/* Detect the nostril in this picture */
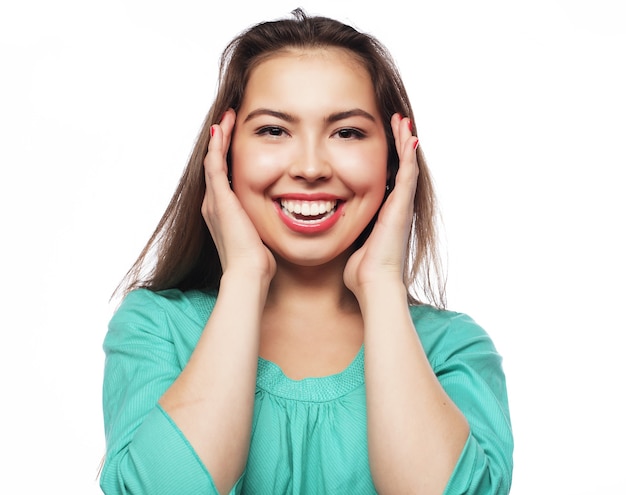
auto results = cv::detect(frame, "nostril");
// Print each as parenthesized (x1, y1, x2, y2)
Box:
(289, 149, 332, 181)
(292, 163, 332, 182)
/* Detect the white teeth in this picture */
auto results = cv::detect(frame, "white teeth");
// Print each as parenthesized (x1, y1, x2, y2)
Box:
(280, 199, 337, 217)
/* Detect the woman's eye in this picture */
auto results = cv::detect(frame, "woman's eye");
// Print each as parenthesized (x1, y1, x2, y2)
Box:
(257, 126, 286, 137)
(335, 128, 365, 139)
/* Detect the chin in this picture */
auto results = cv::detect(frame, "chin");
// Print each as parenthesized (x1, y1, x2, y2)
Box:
(272, 247, 352, 269)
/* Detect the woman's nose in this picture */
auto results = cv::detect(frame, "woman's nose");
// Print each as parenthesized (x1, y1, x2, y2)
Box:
(288, 140, 332, 182)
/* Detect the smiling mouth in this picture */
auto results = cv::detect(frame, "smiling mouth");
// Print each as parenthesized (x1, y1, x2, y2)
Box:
(279, 199, 339, 222)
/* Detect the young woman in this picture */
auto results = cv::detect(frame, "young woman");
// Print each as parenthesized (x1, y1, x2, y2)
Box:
(100, 10, 513, 495)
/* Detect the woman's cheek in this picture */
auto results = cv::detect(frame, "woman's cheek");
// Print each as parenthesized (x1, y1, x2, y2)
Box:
(335, 148, 387, 191)
(232, 145, 287, 187)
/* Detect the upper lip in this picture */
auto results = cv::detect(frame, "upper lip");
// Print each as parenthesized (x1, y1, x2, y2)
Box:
(273, 193, 344, 201)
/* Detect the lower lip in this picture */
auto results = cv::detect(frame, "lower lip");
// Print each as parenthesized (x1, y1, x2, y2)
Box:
(275, 201, 344, 234)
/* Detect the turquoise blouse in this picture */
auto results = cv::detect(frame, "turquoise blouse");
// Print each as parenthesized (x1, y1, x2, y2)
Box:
(101, 289, 513, 494)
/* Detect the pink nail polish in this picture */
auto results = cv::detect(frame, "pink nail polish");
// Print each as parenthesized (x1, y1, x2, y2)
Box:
(210, 126, 215, 137)
(413, 138, 419, 150)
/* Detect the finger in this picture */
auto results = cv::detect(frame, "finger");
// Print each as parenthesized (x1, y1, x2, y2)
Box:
(390, 114, 419, 190)
(390, 113, 417, 164)
(217, 108, 236, 153)
(205, 109, 236, 186)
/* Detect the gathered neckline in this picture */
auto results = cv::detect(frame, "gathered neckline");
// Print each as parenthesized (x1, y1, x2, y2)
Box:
(256, 346, 365, 402)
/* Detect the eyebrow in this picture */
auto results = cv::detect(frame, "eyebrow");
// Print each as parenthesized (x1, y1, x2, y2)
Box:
(243, 108, 377, 124)
(243, 108, 297, 123)
(327, 109, 377, 123)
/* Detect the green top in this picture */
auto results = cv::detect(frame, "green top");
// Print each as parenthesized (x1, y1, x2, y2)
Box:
(101, 289, 513, 494)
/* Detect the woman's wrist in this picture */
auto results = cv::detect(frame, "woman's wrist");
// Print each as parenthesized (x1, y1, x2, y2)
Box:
(219, 268, 272, 304)
(351, 276, 408, 310)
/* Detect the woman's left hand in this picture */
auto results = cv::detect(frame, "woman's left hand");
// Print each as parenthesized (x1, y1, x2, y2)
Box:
(344, 113, 419, 299)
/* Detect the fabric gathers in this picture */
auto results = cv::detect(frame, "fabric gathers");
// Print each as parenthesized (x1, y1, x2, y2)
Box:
(100, 289, 513, 494)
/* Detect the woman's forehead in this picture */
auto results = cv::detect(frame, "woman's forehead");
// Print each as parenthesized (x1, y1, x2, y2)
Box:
(242, 48, 375, 109)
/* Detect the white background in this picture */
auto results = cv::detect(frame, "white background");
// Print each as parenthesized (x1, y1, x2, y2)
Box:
(1, 0, 624, 493)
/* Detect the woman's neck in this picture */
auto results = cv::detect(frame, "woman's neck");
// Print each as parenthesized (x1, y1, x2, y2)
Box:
(265, 254, 359, 314)
(259, 254, 364, 379)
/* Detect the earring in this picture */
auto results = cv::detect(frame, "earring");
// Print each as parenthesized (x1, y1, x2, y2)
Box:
(385, 184, 390, 191)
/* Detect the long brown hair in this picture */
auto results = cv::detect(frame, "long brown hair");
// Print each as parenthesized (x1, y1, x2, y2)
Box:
(116, 9, 446, 308)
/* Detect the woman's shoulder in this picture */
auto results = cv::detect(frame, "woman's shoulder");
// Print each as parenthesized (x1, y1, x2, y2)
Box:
(107, 288, 218, 340)
(409, 304, 498, 363)
(114, 287, 217, 313)
(409, 304, 485, 333)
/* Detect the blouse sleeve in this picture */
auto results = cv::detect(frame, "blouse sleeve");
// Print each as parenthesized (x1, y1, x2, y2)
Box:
(418, 310, 514, 494)
(100, 290, 230, 495)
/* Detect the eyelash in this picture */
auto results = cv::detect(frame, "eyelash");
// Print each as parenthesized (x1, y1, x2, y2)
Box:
(334, 128, 365, 140)
(255, 126, 366, 139)
(256, 126, 287, 137)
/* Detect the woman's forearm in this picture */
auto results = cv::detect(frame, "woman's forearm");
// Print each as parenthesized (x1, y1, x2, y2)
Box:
(360, 281, 469, 495)
(159, 271, 269, 494)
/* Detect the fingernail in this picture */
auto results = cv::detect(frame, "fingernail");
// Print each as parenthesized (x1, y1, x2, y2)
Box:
(413, 138, 419, 150)
(210, 125, 215, 137)
(407, 119, 412, 131)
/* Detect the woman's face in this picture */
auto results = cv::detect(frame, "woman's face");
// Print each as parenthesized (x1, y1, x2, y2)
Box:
(230, 47, 388, 267)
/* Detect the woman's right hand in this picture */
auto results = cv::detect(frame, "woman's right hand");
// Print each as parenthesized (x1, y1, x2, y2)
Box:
(202, 109, 276, 283)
